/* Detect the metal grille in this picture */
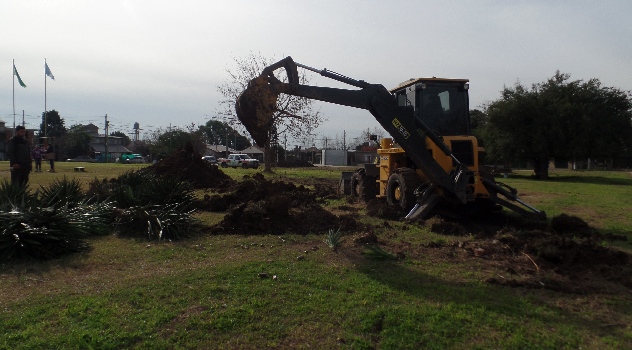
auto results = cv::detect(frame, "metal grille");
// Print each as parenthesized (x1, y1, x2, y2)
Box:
(450, 140, 474, 166)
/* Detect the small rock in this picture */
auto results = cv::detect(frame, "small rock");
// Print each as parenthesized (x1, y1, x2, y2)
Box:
(474, 248, 486, 257)
(272, 275, 278, 280)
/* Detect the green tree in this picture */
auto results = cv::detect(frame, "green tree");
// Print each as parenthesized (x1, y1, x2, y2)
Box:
(37, 110, 67, 139)
(145, 124, 206, 160)
(65, 125, 93, 159)
(481, 72, 632, 179)
(199, 119, 251, 150)
(217, 52, 324, 172)
(110, 131, 131, 147)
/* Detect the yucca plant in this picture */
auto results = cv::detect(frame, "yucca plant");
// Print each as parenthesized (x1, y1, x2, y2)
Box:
(38, 176, 85, 207)
(113, 202, 198, 241)
(0, 179, 35, 211)
(325, 227, 344, 251)
(109, 171, 198, 241)
(0, 199, 113, 260)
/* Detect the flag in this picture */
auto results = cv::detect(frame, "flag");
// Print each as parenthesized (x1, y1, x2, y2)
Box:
(13, 64, 27, 88)
(45, 62, 55, 80)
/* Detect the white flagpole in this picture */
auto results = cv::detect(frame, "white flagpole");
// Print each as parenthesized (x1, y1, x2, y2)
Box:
(45, 58, 47, 138)
(12, 59, 15, 135)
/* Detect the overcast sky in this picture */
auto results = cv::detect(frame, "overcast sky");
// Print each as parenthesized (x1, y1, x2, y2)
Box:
(1, 0, 630, 147)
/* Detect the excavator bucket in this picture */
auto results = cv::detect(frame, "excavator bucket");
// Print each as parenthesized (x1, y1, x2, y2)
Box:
(235, 57, 300, 146)
(235, 76, 279, 146)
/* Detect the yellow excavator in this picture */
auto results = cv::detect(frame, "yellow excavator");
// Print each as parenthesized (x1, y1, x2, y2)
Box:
(235, 56, 545, 220)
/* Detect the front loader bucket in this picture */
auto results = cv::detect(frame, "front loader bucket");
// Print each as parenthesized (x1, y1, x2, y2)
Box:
(235, 76, 279, 147)
(235, 57, 300, 147)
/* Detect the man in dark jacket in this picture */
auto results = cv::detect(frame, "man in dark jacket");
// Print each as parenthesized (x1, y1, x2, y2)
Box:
(7, 125, 32, 187)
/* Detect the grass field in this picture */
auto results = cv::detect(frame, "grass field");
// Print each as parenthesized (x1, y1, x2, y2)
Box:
(1, 162, 631, 349)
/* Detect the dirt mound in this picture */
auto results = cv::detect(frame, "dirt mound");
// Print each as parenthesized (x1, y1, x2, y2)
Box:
(404, 212, 632, 292)
(208, 173, 360, 234)
(365, 200, 403, 220)
(147, 142, 235, 189)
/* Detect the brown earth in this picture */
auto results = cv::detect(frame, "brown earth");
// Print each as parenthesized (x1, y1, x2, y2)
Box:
(157, 150, 631, 293)
(146, 142, 235, 189)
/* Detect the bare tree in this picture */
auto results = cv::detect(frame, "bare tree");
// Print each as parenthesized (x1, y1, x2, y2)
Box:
(217, 52, 325, 172)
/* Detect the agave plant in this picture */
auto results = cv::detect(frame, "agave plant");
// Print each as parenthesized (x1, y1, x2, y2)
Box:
(0, 199, 113, 261)
(113, 202, 198, 241)
(38, 176, 85, 207)
(109, 171, 198, 240)
(0, 179, 35, 211)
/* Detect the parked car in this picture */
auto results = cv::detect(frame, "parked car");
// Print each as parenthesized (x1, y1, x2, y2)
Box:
(66, 156, 96, 163)
(202, 155, 218, 165)
(120, 153, 145, 163)
(218, 154, 260, 169)
(125, 155, 146, 164)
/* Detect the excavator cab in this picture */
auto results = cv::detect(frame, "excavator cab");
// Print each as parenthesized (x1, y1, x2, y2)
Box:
(391, 78, 470, 137)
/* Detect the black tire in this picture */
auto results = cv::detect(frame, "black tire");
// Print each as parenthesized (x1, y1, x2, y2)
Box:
(350, 169, 377, 201)
(386, 168, 422, 211)
(221, 163, 228, 168)
(242, 163, 248, 169)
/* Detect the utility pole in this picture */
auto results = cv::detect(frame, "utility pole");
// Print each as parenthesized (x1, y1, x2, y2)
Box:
(104, 114, 109, 163)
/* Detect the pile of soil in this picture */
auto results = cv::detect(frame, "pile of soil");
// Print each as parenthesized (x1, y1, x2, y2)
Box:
(416, 214, 632, 293)
(206, 173, 360, 234)
(147, 142, 234, 189)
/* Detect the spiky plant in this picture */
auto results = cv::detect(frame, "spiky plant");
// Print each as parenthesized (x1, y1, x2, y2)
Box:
(109, 172, 198, 240)
(113, 202, 198, 241)
(0, 199, 113, 260)
(0, 179, 35, 211)
(324, 227, 344, 251)
(38, 176, 85, 207)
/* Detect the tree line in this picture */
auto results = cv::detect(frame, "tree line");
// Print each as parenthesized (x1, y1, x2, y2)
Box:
(472, 72, 632, 179)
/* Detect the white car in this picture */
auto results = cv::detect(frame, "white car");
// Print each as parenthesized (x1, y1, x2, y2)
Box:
(202, 155, 218, 165)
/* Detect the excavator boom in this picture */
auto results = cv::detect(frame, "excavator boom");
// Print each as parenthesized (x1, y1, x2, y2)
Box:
(235, 56, 545, 220)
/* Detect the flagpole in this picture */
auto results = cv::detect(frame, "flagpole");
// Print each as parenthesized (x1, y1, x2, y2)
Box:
(12, 59, 15, 136)
(45, 58, 47, 138)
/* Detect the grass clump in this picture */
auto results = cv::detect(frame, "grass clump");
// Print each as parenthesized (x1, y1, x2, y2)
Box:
(324, 227, 344, 251)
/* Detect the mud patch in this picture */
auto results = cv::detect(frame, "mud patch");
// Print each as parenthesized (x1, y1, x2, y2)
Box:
(208, 173, 361, 234)
(147, 142, 234, 189)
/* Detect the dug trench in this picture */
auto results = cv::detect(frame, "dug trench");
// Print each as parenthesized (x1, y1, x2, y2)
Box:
(167, 148, 632, 294)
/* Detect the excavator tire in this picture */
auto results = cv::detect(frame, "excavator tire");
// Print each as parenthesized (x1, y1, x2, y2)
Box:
(350, 169, 377, 201)
(386, 168, 422, 211)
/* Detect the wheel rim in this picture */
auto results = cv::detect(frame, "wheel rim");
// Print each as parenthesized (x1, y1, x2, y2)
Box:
(393, 184, 402, 202)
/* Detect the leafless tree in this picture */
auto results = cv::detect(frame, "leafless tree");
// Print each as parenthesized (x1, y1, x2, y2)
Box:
(217, 52, 325, 172)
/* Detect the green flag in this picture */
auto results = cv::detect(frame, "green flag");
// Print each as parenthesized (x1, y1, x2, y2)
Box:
(13, 64, 26, 88)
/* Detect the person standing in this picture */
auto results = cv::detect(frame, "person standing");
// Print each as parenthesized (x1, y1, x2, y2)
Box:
(31, 144, 43, 173)
(7, 126, 32, 187)
(45, 143, 56, 172)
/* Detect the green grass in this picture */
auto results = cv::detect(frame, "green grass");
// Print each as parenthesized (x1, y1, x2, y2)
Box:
(499, 169, 632, 236)
(1, 165, 632, 349)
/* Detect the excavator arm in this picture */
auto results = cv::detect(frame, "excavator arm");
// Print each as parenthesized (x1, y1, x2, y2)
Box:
(236, 56, 545, 220)
(237, 57, 469, 205)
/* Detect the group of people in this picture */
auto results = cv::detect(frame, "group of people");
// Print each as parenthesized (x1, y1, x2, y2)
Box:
(7, 125, 55, 187)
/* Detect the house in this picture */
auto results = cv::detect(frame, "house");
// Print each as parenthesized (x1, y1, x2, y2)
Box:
(81, 124, 131, 162)
(205, 144, 237, 158)
(240, 145, 265, 161)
